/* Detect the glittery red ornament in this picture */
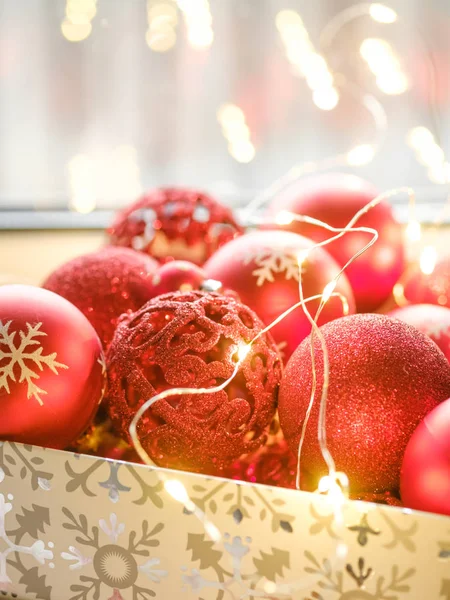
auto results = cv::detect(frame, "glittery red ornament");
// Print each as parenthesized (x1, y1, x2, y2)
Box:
(0, 285, 105, 449)
(227, 434, 298, 489)
(204, 230, 355, 360)
(267, 173, 405, 312)
(401, 256, 450, 308)
(107, 188, 243, 265)
(149, 261, 206, 297)
(106, 291, 282, 473)
(401, 398, 450, 516)
(389, 304, 450, 363)
(43, 247, 158, 348)
(278, 314, 450, 494)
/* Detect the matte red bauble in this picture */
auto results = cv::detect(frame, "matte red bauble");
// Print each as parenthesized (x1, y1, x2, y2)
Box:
(278, 314, 450, 494)
(43, 247, 158, 348)
(106, 291, 282, 473)
(204, 230, 355, 360)
(389, 304, 450, 363)
(107, 188, 243, 265)
(401, 398, 450, 516)
(0, 285, 105, 449)
(401, 256, 450, 308)
(267, 173, 405, 312)
(149, 260, 206, 297)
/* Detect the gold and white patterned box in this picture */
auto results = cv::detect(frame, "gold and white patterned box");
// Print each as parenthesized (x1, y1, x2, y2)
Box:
(0, 441, 449, 600)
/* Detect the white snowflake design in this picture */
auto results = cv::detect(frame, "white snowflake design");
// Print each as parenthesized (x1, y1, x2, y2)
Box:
(243, 247, 302, 286)
(426, 321, 450, 341)
(0, 493, 54, 587)
(0, 320, 68, 406)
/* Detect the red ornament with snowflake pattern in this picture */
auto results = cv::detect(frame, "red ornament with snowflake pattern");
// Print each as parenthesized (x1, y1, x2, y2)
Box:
(204, 230, 355, 360)
(107, 188, 243, 265)
(0, 285, 105, 449)
(106, 291, 282, 474)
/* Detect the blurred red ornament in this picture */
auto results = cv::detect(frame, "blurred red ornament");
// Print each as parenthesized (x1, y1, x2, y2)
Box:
(0, 285, 105, 449)
(106, 291, 282, 474)
(227, 434, 297, 489)
(401, 256, 450, 308)
(401, 398, 450, 516)
(107, 188, 243, 265)
(278, 314, 450, 494)
(267, 173, 405, 312)
(204, 230, 355, 360)
(43, 247, 158, 348)
(149, 260, 206, 297)
(389, 304, 450, 363)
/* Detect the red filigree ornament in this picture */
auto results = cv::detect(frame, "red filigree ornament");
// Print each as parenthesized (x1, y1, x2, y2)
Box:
(106, 291, 282, 473)
(400, 398, 450, 516)
(149, 260, 206, 297)
(267, 173, 405, 312)
(278, 314, 450, 494)
(389, 303, 450, 363)
(107, 188, 243, 265)
(204, 230, 355, 360)
(401, 256, 450, 308)
(0, 285, 105, 449)
(43, 247, 158, 349)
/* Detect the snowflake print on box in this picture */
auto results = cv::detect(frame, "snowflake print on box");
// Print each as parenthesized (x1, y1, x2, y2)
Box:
(0, 320, 68, 405)
(61, 509, 167, 599)
(0, 285, 106, 449)
(204, 230, 355, 359)
(0, 493, 54, 594)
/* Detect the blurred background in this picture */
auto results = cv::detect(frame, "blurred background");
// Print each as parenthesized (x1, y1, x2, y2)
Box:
(0, 0, 449, 226)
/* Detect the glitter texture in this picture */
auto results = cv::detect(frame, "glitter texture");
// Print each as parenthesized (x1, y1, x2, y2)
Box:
(106, 291, 282, 474)
(107, 188, 243, 265)
(278, 313, 450, 494)
(43, 247, 158, 348)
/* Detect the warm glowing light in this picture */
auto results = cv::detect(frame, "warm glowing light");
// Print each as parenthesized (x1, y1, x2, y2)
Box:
(360, 38, 408, 95)
(420, 245, 437, 275)
(178, 0, 213, 50)
(204, 521, 221, 542)
(427, 162, 450, 185)
(277, 9, 337, 109)
(228, 141, 256, 163)
(297, 250, 309, 266)
(148, 3, 178, 22)
(376, 72, 408, 95)
(369, 3, 397, 24)
(70, 193, 96, 214)
(237, 344, 251, 362)
(217, 104, 245, 124)
(275, 210, 295, 226)
(347, 144, 375, 166)
(264, 582, 277, 595)
(164, 480, 189, 504)
(219, 104, 255, 163)
(322, 280, 337, 303)
(146, 27, 177, 51)
(312, 87, 339, 111)
(405, 220, 422, 242)
(61, 19, 92, 42)
(418, 144, 445, 166)
(407, 126, 434, 149)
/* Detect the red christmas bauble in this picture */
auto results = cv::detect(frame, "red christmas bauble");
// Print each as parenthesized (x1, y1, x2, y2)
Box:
(401, 398, 450, 515)
(389, 304, 450, 363)
(0, 285, 105, 449)
(149, 260, 206, 297)
(226, 435, 297, 489)
(107, 188, 243, 265)
(204, 230, 355, 360)
(43, 247, 158, 348)
(106, 291, 282, 474)
(278, 314, 450, 494)
(401, 256, 450, 308)
(267, 173, 405, 312)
